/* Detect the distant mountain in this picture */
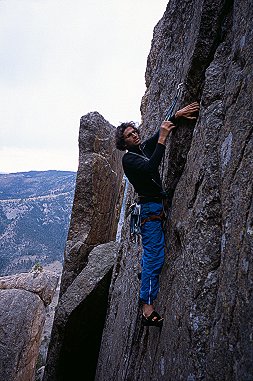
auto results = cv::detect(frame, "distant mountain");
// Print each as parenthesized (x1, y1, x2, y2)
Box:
(0, 170, 76, 275)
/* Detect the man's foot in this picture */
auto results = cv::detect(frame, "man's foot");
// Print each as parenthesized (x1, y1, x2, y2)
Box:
(142, 311, 164, 327)
(143, 303, 154, 317)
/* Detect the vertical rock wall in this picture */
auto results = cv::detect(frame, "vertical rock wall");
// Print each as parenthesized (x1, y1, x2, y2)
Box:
(96, 1, 253, 380)
(60, 112, 123, 295)
(43, 113, 123, 380)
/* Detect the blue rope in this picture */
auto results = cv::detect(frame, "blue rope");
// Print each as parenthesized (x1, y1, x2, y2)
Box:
(161, 83, 183, 187)
(164, 82, 183, 120)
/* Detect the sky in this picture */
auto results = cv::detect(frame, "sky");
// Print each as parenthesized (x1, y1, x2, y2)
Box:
(0, 0, 168, 173)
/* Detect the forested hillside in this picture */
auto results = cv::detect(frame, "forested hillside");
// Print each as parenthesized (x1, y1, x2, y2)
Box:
(0, 171, 76, 275)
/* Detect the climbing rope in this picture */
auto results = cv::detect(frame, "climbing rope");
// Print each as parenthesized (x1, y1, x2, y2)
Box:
(161, 82, 183, 186)
(164, 83, 183, 120)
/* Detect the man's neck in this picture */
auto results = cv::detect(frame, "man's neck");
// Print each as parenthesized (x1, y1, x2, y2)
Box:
(127, 144, 141, 153)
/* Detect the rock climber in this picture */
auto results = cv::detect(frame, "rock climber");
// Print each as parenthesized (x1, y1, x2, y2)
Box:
(115, 101, 199, 326)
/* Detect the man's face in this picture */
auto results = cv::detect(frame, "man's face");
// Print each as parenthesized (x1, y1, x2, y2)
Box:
(123, 126, 141, 149)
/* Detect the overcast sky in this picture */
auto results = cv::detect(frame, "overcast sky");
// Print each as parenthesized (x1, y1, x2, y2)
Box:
(0, 0, 168, 173)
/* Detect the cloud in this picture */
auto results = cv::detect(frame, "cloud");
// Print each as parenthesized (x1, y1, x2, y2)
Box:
(0, 0, 168, 172)
(0, 146, 78, 173)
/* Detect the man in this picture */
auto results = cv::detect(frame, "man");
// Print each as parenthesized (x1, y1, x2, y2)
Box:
(115, 102, 199, 326)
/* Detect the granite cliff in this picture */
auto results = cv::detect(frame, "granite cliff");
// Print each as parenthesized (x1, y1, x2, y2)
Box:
(43, 113, 123, 381)
(39, 0, 253, 380)
(96, 0, 253, 380)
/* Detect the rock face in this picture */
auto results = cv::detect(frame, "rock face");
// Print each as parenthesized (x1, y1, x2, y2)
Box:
(96, 1, 253, 380)
(0, 270, 58, 381)
(60, 112, 123, 294)
(0, 269, 59, 306)
(43, 112, 123, 381)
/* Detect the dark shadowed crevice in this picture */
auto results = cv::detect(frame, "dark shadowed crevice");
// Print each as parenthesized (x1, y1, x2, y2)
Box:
(185, 0, 234, 102)
(165, 0, 234, 204)
(58, 269, 113, 381)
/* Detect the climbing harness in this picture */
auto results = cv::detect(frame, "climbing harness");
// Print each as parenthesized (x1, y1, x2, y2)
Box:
(129, 201, 166, 243)
(141, 210, 165, 226)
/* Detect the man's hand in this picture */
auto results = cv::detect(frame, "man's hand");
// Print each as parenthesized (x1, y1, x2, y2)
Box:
(158, 120, 176, 145)
(175, 102, 199, 120)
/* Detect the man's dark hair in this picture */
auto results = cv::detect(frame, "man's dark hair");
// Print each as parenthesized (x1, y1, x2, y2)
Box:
(115, 121, 140, 151)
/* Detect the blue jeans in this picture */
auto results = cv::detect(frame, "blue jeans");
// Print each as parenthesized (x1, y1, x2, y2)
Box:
(139, 202, 165, 304)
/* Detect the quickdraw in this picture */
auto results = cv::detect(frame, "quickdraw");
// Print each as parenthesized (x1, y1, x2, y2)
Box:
(129, 202, 141, 242)
(129, 203, 166, 243)
(164, 83, 183, 121)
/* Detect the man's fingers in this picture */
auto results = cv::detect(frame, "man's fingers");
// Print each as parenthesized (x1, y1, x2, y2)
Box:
(184, 103, 199, 115)
(162, 121, 176, 127)
(186, 102, 199, 109)
(175, 101, 200, 120)
(186, 104, 199, 111)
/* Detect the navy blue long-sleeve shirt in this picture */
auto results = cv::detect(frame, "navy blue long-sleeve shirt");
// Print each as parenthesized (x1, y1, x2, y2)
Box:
(122, 130, 165, 197)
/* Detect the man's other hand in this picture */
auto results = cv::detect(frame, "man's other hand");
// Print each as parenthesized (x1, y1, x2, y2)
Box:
(175, 102, 200, 120)
(158, 121, 176, 145)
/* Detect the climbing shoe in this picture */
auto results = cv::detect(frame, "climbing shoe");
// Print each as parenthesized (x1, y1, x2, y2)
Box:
(142, 311, 164, 327)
